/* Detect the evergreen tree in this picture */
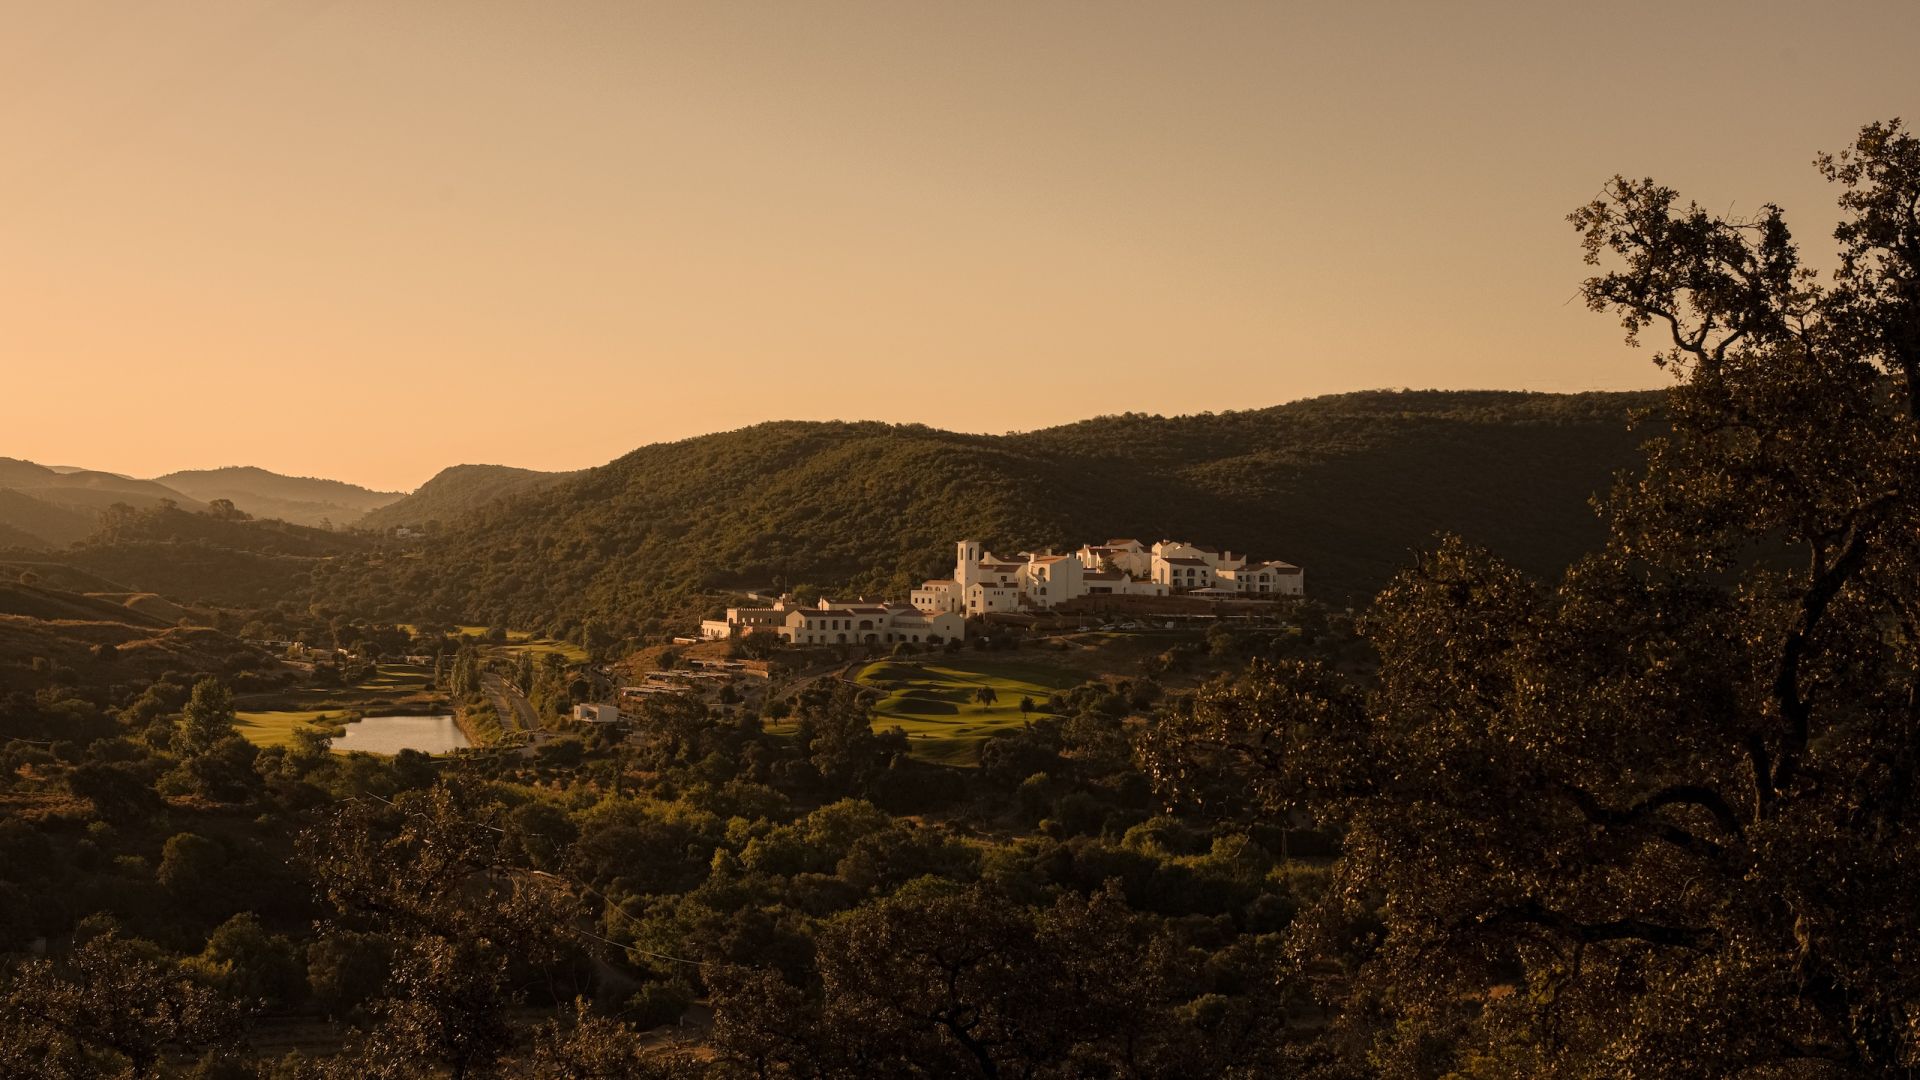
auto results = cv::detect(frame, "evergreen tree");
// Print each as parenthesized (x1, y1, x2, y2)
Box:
(178, 676, 236, 756)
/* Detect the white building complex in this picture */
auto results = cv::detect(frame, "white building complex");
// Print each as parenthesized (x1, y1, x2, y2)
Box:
(912, 538, 1302, 616)
(699, 538, 1301, 643)
(701, 597, 966, 646)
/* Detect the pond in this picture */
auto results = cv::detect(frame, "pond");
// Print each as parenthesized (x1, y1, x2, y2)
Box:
(333, 714, 469, 756)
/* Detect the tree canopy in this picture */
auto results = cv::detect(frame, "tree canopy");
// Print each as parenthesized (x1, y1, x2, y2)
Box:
(1148, 118, 1920, 1077)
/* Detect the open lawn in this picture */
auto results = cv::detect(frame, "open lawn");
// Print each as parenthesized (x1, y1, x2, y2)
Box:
(234, 709, 345, 749)
(855, 656, 1086, 766)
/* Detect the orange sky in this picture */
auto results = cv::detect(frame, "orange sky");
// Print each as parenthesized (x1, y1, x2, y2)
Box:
(3, 1, 1915, 491)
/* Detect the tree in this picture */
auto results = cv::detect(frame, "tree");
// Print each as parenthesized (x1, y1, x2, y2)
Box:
(194, 913, 305, 1010)
(158, 832, 228, 905)
(297, 780, 586, 1080)
(0, 929, 239, 1077)
(1145, 119, 1920, 1077)
(530, 998, 686, 1078)
(709, 881, 1205, 1077)
(799, 683, 902, 795)
(178, 677, 236, 756)
(65, 761, 162, 824)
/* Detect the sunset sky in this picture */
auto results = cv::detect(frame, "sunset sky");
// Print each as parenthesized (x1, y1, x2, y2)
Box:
(4, 1, 1916, 491)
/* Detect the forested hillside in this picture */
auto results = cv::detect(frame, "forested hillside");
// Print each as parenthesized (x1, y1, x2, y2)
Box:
(57, 503, 375, 609)
(312, 389, 1663, 634)
(357, 464, 571, 530)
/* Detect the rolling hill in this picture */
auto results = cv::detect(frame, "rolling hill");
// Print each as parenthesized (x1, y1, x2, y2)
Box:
(0, 459, 209, 549)
(155, 466, 403, 528)
(0, 489, 97, 549)
(0, 580, 267, 698)
(357, 464, 572, 530)
(0, 458, 203, 514)
(309, 389, 1666, 635)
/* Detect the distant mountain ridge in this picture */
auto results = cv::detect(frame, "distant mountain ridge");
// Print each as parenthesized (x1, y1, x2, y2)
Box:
(0, 458, 206, 550)
(0, 457, 204, 513)
(155, 465, 403, 528)
(308, 389, 1667, 635)
(0, 460, 415, 547)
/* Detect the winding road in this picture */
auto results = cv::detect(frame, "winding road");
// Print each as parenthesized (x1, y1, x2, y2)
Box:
(482, 673, 540, 735)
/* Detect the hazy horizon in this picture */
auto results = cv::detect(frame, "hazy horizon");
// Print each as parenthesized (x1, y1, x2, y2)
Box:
(5, 1, 1915, 489)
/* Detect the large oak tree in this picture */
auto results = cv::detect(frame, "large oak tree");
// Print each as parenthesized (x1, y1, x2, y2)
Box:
(1147, 120, 1920, 1078)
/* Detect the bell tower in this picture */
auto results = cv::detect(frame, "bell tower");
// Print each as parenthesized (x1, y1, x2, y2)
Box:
(956, 540, 982, 587)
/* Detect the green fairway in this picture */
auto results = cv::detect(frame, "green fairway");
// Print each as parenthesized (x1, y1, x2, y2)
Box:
(488, 638, 589, 664)
(855, 657, 1085, 766)
(455, 624, 533, 642)
(234, 664, 444, 748)
(234, 709, 344, 749)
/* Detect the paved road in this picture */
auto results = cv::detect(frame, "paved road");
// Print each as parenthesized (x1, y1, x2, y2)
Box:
(482, 673, 540, 735)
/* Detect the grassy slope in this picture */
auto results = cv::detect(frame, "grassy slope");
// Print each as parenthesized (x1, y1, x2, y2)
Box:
(0, 582, 264, 694)
(233, 710, 343, 749)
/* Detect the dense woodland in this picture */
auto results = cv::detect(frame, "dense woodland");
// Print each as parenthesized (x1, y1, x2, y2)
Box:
(358, 465, 574, 532)
(1, 119, 1917, 1077)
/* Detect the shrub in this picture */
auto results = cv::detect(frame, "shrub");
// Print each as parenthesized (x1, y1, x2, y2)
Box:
(627, 979, 694, 1030)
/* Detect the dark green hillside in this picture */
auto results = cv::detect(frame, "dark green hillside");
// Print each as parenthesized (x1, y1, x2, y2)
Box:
(1008, 390, 1663, 609)
(50, 503, 374, 608)
(358, 464, 571, 530)
(311, 389, 1662, 635)
(155, 465, 402, 528)
(86, 502, 367, 557)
